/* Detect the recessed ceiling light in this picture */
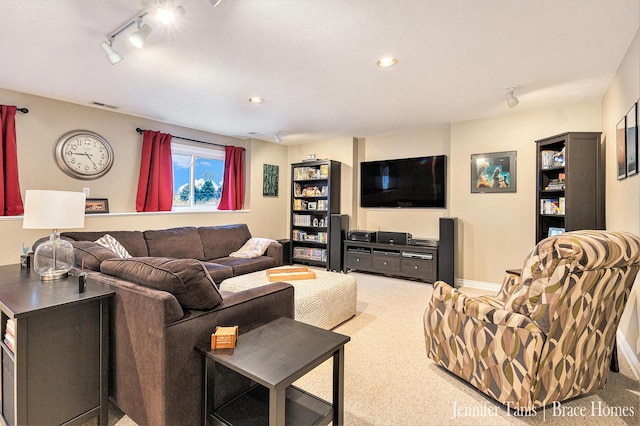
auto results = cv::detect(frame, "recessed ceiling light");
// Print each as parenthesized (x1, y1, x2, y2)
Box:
(248, 97, 264, 104)
(376, 57, 398, 67)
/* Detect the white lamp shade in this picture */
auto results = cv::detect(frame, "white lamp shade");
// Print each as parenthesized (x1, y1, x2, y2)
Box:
(23, 190, 86, 230)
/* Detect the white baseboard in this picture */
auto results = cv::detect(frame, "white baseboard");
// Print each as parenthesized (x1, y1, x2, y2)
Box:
(616, 330, 640, 380)
(457, 278, 501, 292)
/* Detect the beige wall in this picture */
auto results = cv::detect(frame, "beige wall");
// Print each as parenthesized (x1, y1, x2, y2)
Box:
(450, 101, 602, 283)
(602, 29, 640, 363)
(0, 88, 289, 265)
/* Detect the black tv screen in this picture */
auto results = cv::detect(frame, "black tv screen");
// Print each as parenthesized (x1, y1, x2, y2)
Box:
(360, 155, 446, 208)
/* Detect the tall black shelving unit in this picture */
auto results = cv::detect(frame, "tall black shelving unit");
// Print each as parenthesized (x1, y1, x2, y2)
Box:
(290, 160, 341, 269)
(535, 132, 605, 243)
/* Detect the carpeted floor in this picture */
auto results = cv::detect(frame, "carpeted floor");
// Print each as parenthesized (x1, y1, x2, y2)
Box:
(109, 270, 640, 425)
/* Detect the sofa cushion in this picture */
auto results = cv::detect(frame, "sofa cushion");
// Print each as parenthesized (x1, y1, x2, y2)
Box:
(62, 231, 149, 257)
(229, 237, 277, 259)
(95, 234, 132, 258)
(144, 227, 205, 260)
(100, 257, 222, 310)
(198, 224, 252, 260)
(214, 256, 278, 276)
(201, 262, 234, 285)
(71, 240, 120, 271)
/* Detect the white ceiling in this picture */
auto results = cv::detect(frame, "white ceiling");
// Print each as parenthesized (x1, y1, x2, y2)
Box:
(1, 0, 638, 145)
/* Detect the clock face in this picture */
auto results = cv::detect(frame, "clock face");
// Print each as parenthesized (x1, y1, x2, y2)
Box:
(55, 130, 114, 180)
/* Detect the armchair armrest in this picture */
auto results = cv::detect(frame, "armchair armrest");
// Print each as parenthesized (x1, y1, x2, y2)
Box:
(496, 272, 521, 300)
(431, 280, 538, 331)
(425, 280, 546, 411)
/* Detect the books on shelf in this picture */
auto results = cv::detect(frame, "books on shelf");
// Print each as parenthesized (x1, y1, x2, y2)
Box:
(545, 178, 566, 190)
(4, 318, 15, 353)
(294, 184, 327, 197)
(293, 214, 311, 226)
(541, 198, 564, 215)
(293, 166, 328, 181)
(293, 247, 327, 262)
(541, 148, 566, 169)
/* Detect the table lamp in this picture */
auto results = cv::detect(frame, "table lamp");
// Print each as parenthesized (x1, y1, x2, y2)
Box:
(23, 190, 86, 280)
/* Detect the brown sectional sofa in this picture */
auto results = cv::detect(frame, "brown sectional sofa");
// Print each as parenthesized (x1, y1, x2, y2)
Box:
(45, 224, 294, 426)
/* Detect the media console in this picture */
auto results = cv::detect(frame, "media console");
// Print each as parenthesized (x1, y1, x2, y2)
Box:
(343, 240, 438, 283)
(342, 218, 457, 285)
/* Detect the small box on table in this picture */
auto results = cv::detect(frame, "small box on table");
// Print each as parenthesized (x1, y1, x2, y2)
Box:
(211, 326, 238, 349)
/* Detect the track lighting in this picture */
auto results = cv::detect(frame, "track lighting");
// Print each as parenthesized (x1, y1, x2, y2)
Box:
(505, 87, 519, 107)
(129, 19, 152, 49)
(99, 1, 186, 65)
(274, 131, 282, 144)
(99, 39, 123, 65)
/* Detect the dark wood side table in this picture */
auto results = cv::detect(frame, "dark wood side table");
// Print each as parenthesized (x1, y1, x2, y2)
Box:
(0, 264, 114, 425)
(196, 317, 350, 426)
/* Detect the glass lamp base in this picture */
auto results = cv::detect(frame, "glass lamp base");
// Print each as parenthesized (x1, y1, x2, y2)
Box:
(33, 232, 75, 281)
(38, 270, 70, 281)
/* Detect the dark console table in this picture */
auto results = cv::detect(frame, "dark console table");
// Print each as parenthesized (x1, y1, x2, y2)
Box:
(343, 240, 438, 283)
(0, 265, 114, 425)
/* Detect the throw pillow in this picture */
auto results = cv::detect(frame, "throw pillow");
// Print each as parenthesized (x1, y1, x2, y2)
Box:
(72, 240, 120, 271)
(229, 237, 276, 259)
(100, 257, 223, 310)
(95, 234, 132, 258)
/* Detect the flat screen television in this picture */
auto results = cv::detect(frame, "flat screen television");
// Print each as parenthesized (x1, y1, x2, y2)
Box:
(360, 155, 446, 208)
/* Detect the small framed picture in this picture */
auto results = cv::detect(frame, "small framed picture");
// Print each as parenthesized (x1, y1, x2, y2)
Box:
(617, 116, 627, 180)
(470, 151, 517, 193)
(263, 164, 279, 197)
(548, 227, 565, 237)
(85, 198, 109, 214)
(626, 102, 637, 177)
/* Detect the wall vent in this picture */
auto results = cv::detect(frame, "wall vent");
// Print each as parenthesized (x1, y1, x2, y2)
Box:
(90, 101, 118, 109)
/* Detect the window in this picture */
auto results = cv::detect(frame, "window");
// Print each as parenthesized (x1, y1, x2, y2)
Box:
(172, 142, 225, 209)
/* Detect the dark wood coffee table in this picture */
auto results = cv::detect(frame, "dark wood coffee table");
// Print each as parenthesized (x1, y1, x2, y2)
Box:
(196, 317, 350, 425)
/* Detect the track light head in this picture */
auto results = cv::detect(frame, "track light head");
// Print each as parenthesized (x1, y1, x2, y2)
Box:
(129, 21, 152, 48)
(99, 40, 123, 65)
(274, 131, 282, 144)
(505, 87, 519, 107)
(157, 1, 186, 24)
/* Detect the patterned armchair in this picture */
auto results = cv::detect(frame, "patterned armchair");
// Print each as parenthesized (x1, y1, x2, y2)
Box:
(424, 230, 640, 411)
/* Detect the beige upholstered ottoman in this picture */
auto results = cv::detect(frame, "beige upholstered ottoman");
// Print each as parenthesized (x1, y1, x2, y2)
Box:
(220, 267, 357, 329)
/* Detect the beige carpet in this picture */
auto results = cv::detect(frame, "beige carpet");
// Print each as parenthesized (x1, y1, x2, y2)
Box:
(109, 271, 640, 425)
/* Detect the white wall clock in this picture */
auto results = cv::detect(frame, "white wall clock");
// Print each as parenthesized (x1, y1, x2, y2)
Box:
(54, 130, 114, 180)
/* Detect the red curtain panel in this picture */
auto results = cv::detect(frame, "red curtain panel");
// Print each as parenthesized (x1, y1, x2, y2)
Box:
(136, 130, 173, 212)
(218, 146, 245, 210)
(0, 105, 24, 215)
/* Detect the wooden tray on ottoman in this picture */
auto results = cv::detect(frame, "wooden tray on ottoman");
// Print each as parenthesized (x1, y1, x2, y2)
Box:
(266, 267, 316, 282)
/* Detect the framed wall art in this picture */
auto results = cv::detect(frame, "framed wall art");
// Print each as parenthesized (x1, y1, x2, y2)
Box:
(471, 150, 516, 193)
(263, 164, 279, 196)
(85, 198, 109, 214)
(626, 102, 637, 177)
(617, 116, 627, 180)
